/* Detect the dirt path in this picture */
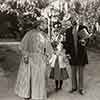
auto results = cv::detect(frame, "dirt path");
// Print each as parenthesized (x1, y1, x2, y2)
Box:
(0, 45, 100, 100)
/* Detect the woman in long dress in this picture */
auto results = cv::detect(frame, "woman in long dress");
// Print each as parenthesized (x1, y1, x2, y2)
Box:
(14, 23, 53, 100)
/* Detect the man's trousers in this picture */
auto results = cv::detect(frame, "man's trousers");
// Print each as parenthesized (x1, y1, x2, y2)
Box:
(71, 66, 84, 90)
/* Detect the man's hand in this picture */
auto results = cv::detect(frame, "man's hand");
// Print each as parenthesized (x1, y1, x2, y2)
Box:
(80, 39, 86, 46)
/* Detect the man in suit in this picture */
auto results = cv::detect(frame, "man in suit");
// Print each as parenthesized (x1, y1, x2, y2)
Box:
(62, 19, 89, 95)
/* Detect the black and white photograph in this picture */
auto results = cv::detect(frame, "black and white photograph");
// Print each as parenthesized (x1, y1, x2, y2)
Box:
(0, 0, 100, 100)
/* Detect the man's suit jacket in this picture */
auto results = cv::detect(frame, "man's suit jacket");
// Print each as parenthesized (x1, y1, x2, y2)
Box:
(62, 25, 88, 66)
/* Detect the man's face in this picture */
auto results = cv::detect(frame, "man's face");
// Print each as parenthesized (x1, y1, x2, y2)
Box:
(63, 33, 66, 41)
(79, 22, 83, 26)
(71, 20, 77, 26)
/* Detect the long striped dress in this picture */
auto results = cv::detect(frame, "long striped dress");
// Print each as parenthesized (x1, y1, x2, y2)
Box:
(14, 29, 53, 100)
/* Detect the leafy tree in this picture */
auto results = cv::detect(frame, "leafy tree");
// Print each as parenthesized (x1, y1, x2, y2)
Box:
(0, 0, 49, 40)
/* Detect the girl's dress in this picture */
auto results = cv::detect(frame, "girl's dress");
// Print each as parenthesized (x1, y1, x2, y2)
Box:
(49, 49, 69, 80)
(15, 29, 53, 100)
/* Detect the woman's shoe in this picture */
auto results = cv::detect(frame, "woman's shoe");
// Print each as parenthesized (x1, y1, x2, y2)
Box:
(24, 98, 29, 100)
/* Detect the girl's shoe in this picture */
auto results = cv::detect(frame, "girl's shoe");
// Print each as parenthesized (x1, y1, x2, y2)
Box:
(59, 80, 63, 90)
(55, 80, 59, 92)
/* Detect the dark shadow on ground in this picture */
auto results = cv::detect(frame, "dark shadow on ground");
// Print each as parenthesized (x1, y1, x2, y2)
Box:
(0, 45, 21, 78)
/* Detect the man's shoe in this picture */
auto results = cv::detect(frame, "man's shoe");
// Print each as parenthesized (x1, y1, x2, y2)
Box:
(79, 89, 85, 95)
(69, 88, 77, 93)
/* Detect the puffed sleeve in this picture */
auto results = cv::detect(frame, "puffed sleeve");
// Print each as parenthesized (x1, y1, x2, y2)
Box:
(19, 30, 32, 57)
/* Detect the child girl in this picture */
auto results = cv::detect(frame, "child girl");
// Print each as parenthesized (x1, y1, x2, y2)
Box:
(49, 40, 69, 91)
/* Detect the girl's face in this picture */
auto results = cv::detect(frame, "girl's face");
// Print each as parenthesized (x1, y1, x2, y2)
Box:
(57, 43, 63, 51)
(59, 35, 64, 42)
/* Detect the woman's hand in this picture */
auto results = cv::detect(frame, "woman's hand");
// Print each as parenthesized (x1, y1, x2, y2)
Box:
(24, 56, 29, 64)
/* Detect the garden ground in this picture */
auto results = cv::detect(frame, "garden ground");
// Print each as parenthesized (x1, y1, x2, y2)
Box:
(0, 44, 100, 100)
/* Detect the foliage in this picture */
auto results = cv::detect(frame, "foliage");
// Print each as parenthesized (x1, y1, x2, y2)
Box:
(0, 0, 49, 40)
(70, 0, 100, 48)
(0, 0, 100, 42)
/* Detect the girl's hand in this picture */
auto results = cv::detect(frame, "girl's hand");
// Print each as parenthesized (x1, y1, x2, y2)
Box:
(66, 54, 71, 59)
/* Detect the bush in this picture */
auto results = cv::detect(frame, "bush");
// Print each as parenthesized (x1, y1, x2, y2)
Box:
(0, 0, 49, 40)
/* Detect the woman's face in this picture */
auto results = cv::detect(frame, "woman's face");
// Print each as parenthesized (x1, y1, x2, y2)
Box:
(39, 21, 47, 31)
